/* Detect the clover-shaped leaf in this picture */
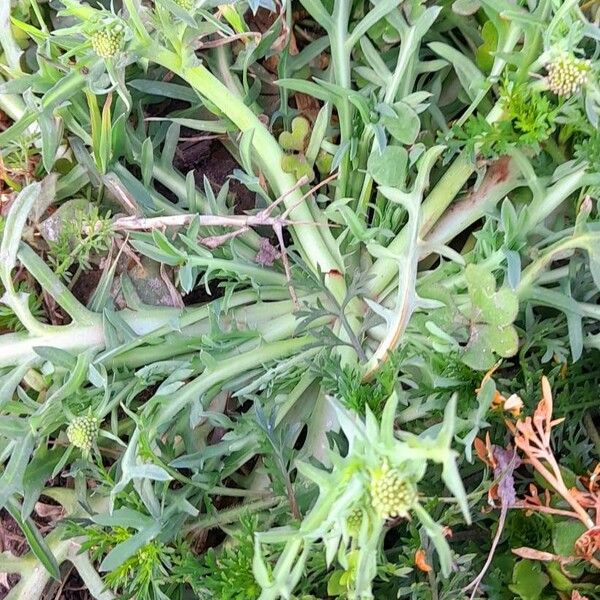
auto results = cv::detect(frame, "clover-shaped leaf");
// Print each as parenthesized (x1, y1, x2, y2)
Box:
(278, 116, 310, 152)
(367, 145, 407, 187)
(281, 154, 314, 182)
(462, 264, 519, 370)
(315, 148, 333, 175)
(475, 20, 498, 73)
(465, 264, 518, 326)
(382, 102, 420, 145)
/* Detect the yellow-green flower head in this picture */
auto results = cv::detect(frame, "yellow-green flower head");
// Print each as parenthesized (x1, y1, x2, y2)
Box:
(546, 53, 592, 97)
(90, 23, 125, 59)
(370, 462, 417, 519)
(67, 415, 99, 452)
(172, 0, 194, 9)
(346, 507, 363, 535)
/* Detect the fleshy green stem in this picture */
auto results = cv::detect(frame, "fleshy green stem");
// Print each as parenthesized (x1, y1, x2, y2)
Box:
(366, 102, 505, 296)
(149, 336, 314, 430)
(17, 243, 97, 325)
(148, 47, 345, 288)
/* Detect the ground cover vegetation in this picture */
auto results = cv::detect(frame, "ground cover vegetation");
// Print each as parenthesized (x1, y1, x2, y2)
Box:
(1, 0, 600, 598)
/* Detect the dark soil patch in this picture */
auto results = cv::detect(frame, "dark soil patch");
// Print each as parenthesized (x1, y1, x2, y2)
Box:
(174, 138, 256, 214)
(0, 511, 27, 597)
(42, 568, 93, 600)
(0, 510, 93, 600)
(70, 270, 102, 308)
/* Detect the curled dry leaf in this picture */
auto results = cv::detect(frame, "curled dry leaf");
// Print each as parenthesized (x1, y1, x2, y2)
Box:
(574, 526, 600, 562)
(414, 548, 432, 573)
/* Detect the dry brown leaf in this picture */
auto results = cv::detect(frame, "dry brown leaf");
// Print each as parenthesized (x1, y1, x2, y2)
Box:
(414, 548, 432, 572)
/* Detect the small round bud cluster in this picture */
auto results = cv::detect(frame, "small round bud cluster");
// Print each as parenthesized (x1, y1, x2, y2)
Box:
(546, 53, 592, 97)
(346, 507, 363, 534)
(90, 24, 125, 59)
(67, 416, 99, 452)
(172, 0, 194, 9)
(370, 462, 417, 519)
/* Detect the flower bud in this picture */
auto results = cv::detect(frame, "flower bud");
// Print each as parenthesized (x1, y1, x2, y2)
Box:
(370, 462, 417, 519)
(546, 53, 591, 97)
(90, 24, 125, 59)
(346, 507, 363, 535)
(172, 0, 194, 9)
(67, 415, 99, 452)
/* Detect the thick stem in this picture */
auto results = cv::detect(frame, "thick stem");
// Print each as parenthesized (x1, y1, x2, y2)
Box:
(149, 47, 345, 288)
(366, 103, 505, 297)
(18, 243, 97, 325)
(330, 0, 352, 200)
(424, 156, 521, 251)
(0, 291, 292, 368)
(150, 336, 314, 430)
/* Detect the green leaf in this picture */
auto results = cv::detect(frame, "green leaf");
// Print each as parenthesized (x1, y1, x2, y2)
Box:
(239, 128, 255, 175)
(413, 503, 452, 576)
(486, 324, 519, 357)
(478, 287, 518, 327)
(463, 264, 519, 368)
(0, 0, 23, 70)
(6, 497, 61, 581)
(148, 117, 231, 133)
(99, 523, 161, 572)
(276, 78, 340, 104)
(279, 116, 310, 152)
(509, 560, 549, 600)
(93, 507, 154, 529)
(462, 328, 496, 370)
(383, 102, 420, 145)
(41, 68, 87, 113)
(367, 145, 407, 187)
(22, 445, 64, 519)
(299, 0, 331, 30)
(0, 360, 36, 411)
(0, 182, 41, 291)
(128, 80, 199, 102)
(38, 111, 63, 173)
(453, 0, 481, 15)
(327, 570, 346, 596)
(0, 433, 35, 511)
(306, 104, 331, 165)
(428, 41, 486, 101)
(43, 349, 94, 406)
(546, 562, 573, 592)
(552, 520, 587, 557)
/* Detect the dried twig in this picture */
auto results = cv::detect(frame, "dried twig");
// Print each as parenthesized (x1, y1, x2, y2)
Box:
(466, 443, 520, 599)
(113, 173, 339, 306)
(198, 31, 262, 49)
(507, 377, 595, 528)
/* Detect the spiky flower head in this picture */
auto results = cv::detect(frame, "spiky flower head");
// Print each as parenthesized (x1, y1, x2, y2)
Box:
(370, 462, 417, 519)
(90, 22, 125, 59)
(546, 53, 592, 97)
(67, 415, 99, 452)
